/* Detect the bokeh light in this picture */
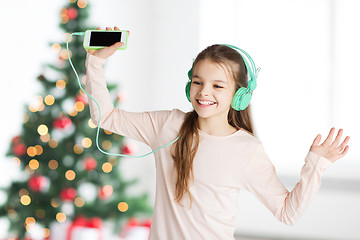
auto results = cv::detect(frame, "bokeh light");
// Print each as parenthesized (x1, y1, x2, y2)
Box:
(88, 119, 97, 128)
(82, 137, 92, 148)
(73, 144, 84, 154)
(44, 228, 50, 238)
(102, 162, 112, 173)
(102, 140, 112, 150)
(20, 195, 31, 205)
(74, 197, 85, 207)
(56, 80, 66, 90)
(37, 124, 48, 136)
(69, 109, 78, 117)
(65, 170, 76, 181)
(40, 133, 51, 143)
(51, 44, 61, 53)
(35, 145, 43, 155)
(44, 95, 55, 105)
(118, 202, 128, 212)
(56, 212, 66, 222)
(29, 159, 39, 170)
(77, 0, 87, 8)
(51, 199, 59, 208)
(19, 189, 29, 197)
(29, 96, 45, 112)
(104, 130, 112, 135)
(75, 101, 85, 112)
(27, 147, 37, 157)
(25, 217, 35, 226)
(49, 139, 58, 148)
(48, 160, 58, 170)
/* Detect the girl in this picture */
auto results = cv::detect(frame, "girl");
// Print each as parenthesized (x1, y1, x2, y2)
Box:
(85, 26, 350, 240)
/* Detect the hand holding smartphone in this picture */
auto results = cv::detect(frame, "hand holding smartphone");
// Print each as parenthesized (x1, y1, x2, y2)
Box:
(84, 26, 129, 59)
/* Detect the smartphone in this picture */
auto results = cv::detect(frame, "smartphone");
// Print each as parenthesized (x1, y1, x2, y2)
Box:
(83, 30, 129, 50)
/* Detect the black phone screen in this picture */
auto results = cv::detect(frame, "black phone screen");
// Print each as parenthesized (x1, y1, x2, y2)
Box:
(90, 32, 122, 46)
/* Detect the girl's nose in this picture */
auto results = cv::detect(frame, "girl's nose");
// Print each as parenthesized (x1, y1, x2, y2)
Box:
(199, 85, 210, 96)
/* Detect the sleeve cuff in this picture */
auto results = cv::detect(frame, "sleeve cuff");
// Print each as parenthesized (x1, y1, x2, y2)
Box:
(85, 53, 106, 68)
(306, 151, 333, 172)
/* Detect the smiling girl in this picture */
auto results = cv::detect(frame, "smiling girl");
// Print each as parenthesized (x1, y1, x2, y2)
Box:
(84, 26, 350, 240)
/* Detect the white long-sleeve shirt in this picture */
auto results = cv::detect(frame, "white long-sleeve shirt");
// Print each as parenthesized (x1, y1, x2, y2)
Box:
(84, 54, 333, 240)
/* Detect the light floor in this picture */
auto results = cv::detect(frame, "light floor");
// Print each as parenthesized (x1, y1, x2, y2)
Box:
(234, 234, 330, 240)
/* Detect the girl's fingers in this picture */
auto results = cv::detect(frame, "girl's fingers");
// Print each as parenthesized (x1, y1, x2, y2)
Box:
(96, 26, 121, 31)
(312, 134, 321, 147)
(343, 145, 350, 155)
(323, 127, 335, 145)
(331, 129, 343, 147)
(338, 136, 350, 151)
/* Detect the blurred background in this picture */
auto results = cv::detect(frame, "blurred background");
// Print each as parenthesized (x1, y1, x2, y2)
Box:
(0, 0, 359, 239)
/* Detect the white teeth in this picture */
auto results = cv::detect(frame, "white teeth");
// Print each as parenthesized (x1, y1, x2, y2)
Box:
(198, 100, 215, 105)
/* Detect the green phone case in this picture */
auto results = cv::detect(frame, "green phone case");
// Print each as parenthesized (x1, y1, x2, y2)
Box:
(83, 30, 129, 50)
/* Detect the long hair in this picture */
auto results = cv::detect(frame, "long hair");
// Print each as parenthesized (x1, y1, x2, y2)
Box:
(170, 44, 255, 207)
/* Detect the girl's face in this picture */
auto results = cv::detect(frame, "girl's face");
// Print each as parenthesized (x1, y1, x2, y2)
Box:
(190, 59, 236, 121)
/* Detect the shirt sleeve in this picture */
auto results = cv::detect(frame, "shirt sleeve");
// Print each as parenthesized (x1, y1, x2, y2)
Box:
(243, 143, 333, 225)
(84, 53, 173, 148)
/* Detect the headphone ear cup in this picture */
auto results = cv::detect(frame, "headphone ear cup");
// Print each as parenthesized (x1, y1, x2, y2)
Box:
(185, 81, 191, 102)
(188, 68, 193, 80)
(186, 66, 193, 102)
(231, 87, 252, 111)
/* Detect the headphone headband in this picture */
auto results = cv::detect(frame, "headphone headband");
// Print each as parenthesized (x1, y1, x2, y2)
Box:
(223, 44, 260, 90)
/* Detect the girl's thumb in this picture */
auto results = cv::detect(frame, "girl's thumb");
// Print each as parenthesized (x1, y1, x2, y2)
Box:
(96, 42, 124, 59)
(111, 42, 124, 49)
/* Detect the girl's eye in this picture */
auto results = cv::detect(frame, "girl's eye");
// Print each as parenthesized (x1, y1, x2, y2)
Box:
(192, 81, 223, 88)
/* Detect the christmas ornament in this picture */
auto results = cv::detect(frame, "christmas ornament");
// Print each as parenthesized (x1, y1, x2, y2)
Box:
(98, 185, 113, 200)
(121, 218, 151, 240)
(121, 143, 136, 155)
(28, 175, 48, 192)
(53, 116, 72, 129)
(60, 188, 77, 201)
(78, 183, 97, 203)
(61, 202, 74, 216)
(13, 142, 27, 156)
(67, 7, 78, 20)
(75, 94, 88, 105)
(83, 157, 97, 171)
(67, 215, 103, 240)
(12, 136, 21, 144)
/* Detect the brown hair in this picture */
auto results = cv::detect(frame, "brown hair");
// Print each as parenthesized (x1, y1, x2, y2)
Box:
(170, 44, 255, 207)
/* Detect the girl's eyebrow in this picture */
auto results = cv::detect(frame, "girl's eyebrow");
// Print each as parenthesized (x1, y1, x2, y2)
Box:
(192, 74, 227, 84)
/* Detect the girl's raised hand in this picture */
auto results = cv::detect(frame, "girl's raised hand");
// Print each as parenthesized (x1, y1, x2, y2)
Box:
(86, 26, 124, 59)
(310, 128, 350, 163)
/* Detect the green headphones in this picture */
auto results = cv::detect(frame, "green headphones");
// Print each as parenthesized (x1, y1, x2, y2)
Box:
(185, 44, 260, 111)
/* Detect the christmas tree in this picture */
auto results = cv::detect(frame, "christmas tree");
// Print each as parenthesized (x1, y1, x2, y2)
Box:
(0, 0, 152, 238)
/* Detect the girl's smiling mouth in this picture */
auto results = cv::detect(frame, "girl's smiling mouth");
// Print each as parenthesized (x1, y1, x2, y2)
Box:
(196, 99, 217, 106)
